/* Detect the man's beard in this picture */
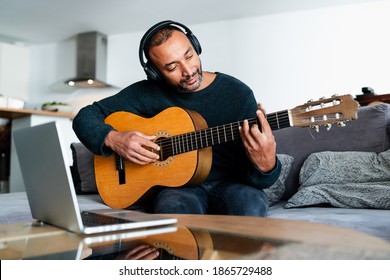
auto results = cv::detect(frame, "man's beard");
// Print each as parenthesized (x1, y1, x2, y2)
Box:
(177, 68, 203, 92)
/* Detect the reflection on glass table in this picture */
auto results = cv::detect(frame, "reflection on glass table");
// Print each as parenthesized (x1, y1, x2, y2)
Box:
(2, 215, 390, 260)
(85, 226, 282, 260)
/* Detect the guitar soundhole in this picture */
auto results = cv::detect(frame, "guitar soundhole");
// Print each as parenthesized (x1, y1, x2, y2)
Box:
(145, 132, 173, 168)
(153, 241, 175, 255)
(154, 130, 174, 162)
(144, 136, 174, 168)
(153, 156, 174, 168)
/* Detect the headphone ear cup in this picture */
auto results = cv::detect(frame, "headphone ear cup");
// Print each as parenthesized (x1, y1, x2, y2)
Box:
(188, 34, 202, 55)
(144, 61, 162, 81)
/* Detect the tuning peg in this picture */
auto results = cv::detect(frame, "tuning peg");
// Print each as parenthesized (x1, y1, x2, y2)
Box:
(311, 125, 320, 132)
(324, 123, 332, 131)
(333, 99, 341, 105)
(337, 121, 346, 127)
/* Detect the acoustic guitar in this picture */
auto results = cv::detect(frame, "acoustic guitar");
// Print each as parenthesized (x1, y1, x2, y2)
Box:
(94, 94, 359, 209)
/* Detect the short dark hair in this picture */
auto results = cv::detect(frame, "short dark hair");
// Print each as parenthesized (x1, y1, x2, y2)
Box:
(144, 26, 181, 59)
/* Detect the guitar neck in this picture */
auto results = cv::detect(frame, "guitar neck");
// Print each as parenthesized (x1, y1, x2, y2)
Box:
(157, 110, 290, 159)
(267, 110, 291, 131)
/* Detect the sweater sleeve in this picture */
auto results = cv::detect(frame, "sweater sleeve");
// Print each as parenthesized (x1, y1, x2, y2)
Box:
(72, 101, 117, 156)
(72, 83, 139, 156)
(72, 80, 173, 156)
(245, 156, 282, 189)
(230, 78, 282, 189)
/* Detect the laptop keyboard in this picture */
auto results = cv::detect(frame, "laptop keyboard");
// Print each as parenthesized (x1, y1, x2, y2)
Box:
(81, 211, 132, 227)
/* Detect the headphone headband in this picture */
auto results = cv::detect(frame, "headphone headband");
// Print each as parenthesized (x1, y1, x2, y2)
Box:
(139, 20, 202, 81)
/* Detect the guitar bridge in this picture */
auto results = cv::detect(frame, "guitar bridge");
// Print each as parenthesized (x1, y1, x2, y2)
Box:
(115, 155, 126, 185)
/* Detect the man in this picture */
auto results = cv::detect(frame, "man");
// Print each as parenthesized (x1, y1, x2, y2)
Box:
(73, 20, 281, 216)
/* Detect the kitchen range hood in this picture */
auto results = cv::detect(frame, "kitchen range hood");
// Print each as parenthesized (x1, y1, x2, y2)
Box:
(65, 31, 111, 88)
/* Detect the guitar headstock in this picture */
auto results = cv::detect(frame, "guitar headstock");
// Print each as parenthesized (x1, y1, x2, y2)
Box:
(290, 94, 360, 131)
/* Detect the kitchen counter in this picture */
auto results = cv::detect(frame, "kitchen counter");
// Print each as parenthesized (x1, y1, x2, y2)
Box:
(0, 107, 74, 120)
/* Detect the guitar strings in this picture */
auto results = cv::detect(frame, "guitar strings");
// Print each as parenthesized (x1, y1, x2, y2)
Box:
(156, 122, 245, 158)
(156, 115, 291, 151)
(158, 114, 292, 157)
(156, 112, 292, 159)
(156, 108, 344, 159)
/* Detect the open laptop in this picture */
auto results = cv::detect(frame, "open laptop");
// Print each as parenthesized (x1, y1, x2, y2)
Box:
(13, 121, 177, 235)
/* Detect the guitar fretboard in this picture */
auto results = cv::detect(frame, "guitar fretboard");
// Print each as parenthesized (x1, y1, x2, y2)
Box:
(156, 110, 290, 160)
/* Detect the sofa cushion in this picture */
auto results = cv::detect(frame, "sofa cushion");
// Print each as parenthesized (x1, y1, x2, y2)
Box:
(268, 201, 390, 241)
(264, 154, 294, 206)
(285, 149, 390, 209)
(70, 142, 98, 194)
(273, 103, 390, 200)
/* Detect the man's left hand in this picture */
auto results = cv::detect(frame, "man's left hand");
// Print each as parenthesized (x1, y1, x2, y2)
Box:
(239, 109, 277, 173)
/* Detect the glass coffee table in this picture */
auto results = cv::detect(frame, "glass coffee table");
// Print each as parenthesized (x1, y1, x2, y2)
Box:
(1, 214, 390, 260)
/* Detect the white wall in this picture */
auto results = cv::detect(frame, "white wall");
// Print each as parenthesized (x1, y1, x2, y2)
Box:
(195, 0, 390, 112)
(27, 0, 390, 114)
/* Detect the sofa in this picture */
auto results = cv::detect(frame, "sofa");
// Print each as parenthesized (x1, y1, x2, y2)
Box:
(0, 103, 389, 242)
(269, 102, 390, 241)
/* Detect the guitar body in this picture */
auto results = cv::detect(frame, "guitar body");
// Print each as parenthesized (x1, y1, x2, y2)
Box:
(94, 107, 212, 209)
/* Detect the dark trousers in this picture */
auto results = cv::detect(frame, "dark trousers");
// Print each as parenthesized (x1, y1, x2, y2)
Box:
(152, 180, 269, 217)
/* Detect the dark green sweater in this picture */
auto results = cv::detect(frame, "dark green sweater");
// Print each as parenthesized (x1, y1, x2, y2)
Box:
(72, 72, 281, 189)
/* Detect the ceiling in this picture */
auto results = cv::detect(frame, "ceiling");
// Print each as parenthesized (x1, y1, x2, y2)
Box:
(0, 0, 379, 44)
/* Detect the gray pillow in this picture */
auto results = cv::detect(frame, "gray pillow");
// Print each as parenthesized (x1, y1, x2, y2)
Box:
(264, 154, 294, 206)
(285, 149, 390, 209)
(70, 143, 97, 194)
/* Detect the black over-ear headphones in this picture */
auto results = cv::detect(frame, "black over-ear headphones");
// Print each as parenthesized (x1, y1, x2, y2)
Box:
(139, 20, 202, 82)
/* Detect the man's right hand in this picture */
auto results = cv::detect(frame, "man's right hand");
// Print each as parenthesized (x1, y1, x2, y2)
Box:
(104, 130, 160, 165)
